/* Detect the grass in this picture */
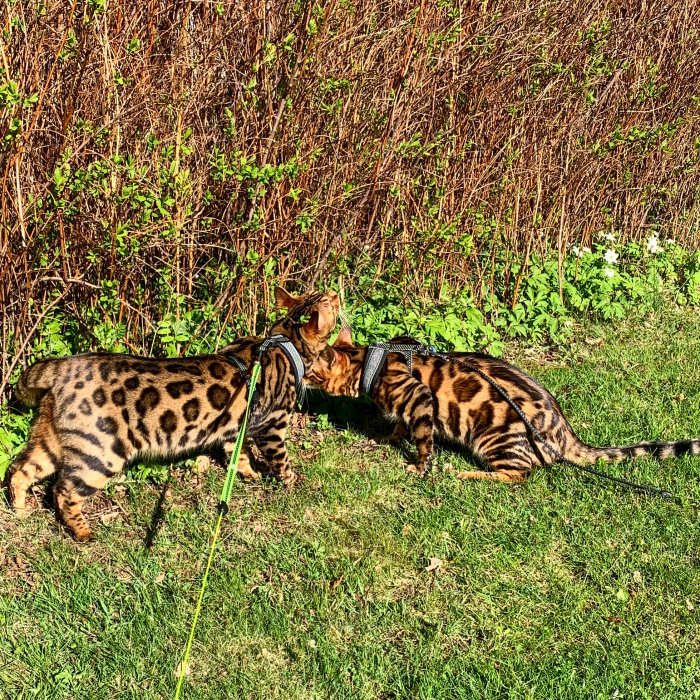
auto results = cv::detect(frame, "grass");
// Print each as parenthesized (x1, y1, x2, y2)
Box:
(1, 305, 700, 699)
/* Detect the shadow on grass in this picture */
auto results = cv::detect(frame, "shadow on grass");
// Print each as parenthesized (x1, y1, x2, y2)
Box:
(301, 388, 484, 470)
(143, 477, 171, 550)
(302, 389, 390, 438)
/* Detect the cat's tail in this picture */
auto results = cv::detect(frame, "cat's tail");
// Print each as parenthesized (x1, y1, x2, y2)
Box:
(567, 438, 700, 464)
(14, 359, 65, 407)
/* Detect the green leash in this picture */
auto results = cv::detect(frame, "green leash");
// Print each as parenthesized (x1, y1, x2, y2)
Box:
(173, 361, 261, 700)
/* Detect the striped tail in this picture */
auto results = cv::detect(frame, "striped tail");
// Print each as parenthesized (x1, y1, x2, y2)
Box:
(568, 438, 700, 464)
(14, 358, 65, 407)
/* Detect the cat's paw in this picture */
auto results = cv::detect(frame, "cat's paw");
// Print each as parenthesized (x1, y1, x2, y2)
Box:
(194, 454, 216, 473)
(456, 470, 475, 480)
(237, 463, 262, 481)
(405, 463, 431, 477)
(73, 528, 94, 543)
(282, 472, 304, 488)
(9, 486, 31, 516)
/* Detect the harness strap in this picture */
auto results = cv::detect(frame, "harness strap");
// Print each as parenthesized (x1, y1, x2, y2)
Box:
(222, 334, 305, 403)
(360, 346, 388, 395)
(257, 334, 305, 394)
(223, 352, 251, 391)
(360, 342, 435, 396)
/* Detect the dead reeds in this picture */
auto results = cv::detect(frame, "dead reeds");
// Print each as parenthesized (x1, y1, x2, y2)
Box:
(1, 0, 699, 393)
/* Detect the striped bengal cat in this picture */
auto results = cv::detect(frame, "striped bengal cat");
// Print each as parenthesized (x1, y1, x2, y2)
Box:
(7, 288, 339, 540)
(307, 327, 700, 482)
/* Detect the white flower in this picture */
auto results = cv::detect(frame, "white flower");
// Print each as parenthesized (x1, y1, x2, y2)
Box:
(603, 267, 614, 278)
(571, 245, 591, 259)
(666, 238, 676, 245)
(604, 249, 619, 265)
(646, 234, 663, 254)
(597, 231, 616, 243)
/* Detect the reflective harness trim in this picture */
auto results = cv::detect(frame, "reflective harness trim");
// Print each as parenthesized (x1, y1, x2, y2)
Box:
(360, 342, 436, 396)
(222, 334, 305, 406)
(359, 346, 388, 396)
(258, 334, 305, 394)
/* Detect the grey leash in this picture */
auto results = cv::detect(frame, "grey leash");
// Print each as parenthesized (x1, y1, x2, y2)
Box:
(361, 342, 675, 500)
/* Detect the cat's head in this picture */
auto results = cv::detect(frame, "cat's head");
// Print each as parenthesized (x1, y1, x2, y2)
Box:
(305, 325, 362, 396)
(270, 287, 341, 366)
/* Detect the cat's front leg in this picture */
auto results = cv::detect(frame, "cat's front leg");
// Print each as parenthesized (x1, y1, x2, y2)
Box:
(225, 439, 261, 480)
(255, 428, 300, 487)
(194, 439, 260, 480)
(386, 380, 435, 476)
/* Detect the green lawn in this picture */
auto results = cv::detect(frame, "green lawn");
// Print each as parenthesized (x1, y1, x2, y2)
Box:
(1, 306, 700, 699)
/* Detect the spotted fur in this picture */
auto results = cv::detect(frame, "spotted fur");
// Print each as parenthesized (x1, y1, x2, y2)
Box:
(7, 288, 339, 540)
(307, 327, 700, 482)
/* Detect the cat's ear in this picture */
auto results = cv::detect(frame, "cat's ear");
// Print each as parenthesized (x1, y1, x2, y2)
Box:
(333, 326, 353, 348)
(274, 286, 302, 311)
(321, 345, 338, 367)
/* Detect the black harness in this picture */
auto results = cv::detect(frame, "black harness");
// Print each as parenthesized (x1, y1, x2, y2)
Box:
(222, 334, 305, 408)
(359, 341, 673, 500)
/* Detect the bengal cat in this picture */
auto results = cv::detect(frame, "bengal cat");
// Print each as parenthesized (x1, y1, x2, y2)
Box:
(7, 288, 339, 540)
(307, 327, 700, 482)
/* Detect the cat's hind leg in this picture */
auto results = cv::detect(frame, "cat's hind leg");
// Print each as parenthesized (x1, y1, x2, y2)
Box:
(7, 395, 61, 515)
(54, 443, 123, 541)
(457, 437, 535, 483)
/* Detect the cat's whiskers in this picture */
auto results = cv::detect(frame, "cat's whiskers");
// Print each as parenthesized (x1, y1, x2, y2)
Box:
(338, 308, 353, 332)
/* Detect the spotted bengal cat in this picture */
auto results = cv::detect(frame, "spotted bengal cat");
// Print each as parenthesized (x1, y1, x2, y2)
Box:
(7, 288, 339, 540)
(307, 327, 700, 482)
